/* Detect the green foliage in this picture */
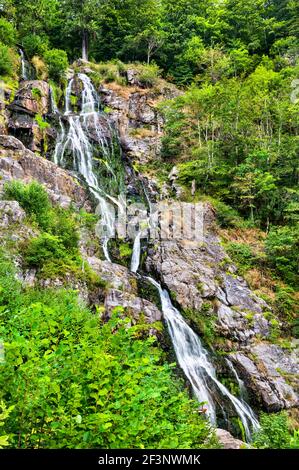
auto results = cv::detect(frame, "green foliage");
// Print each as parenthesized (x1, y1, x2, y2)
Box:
(253, 412, 299, 449)
(0, 254, 213, 449)
(136, 63, 161, 88)
(0, 42, 14, 76)
(265, 224, 299, 286)
(183, 304, 217, 347)
(226, 243, 256, 275)
(22, 33, 49, 58)
(3, 181, 51, 230)
(0, 18, 17, 46)
(35, 113, 50, 130)
(0, 401, 14, 448)
(119, 242, 133, 259)
(44, 49, 68, 81)
(209, 199, 242, 228)
(23, 233, 67, 267)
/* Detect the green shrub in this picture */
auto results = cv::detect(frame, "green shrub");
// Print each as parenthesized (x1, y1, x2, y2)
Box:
(226, 242, 256, 274)
(0, 19, 17, 47)
(0, 42, 14, 76)
(35, 113, 50, 130)
(210, 199, 242, 228)
(265, 224, 299, 286)
(137, 63, 161, 87)
(253, 412, 298, 449)
(24, 233, 66, 268)
(44, 49, 68, 81)
(0, 254, 214, 449)
(50, 207, 80, 251)
(22, 34, 49, 58)
(3, 180, 51, 230)
(0, 401, 13, 448)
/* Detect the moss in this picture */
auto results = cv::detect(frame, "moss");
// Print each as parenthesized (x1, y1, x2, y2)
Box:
(183, 302, 218, 347)
(137, 277, 162, 311)
(31, 87, 43, 100)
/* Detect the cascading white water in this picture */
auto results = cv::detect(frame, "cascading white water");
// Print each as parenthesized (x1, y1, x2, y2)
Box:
(19, 49, 28, 80)
(49, 86, 58, 114)
(53, 73, 119, 261)
(130, 182, 154, 273)
(146, 276, 260, 441)
(226, 358, 247, 400)
(131, 231, 142, 273)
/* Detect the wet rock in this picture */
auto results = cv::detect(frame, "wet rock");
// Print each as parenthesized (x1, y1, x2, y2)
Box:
(87, 256, 138, 295)
(0, 135, 90, 210)
(230, 344, 299, 411)
(0, 201, 26, 228)
(9, 80, 50, 116)
(7, 80, 55, 154)
(216, 429, 248, 449)
(105, 289, 162, 324)
(84, 113, 113, 145)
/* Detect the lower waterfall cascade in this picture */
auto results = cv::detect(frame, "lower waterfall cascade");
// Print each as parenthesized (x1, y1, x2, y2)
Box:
(52, 71, 260, 442)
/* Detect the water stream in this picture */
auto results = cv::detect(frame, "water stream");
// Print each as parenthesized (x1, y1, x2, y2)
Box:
(146, 276, 260, 441)
(53, 73, 120, 261)
(19, 48, 29, 80)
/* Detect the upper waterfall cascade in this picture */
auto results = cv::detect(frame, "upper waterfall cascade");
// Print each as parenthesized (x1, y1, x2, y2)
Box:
(53, 73, 121, 261)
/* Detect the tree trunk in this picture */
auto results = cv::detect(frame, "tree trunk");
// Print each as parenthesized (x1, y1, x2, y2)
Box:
(82, 30, 88, 61)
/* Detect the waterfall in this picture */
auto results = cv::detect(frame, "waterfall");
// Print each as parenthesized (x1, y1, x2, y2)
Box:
(146, 276, 260, 441)
(53, 73, 120, 261)
(226, 358, 248, 400)
(19, 49, 28, 80)
(131, 231, 142, 273)
(49, 86, 58, 114)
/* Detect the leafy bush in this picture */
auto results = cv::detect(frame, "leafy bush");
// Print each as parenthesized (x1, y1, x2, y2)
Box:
(226, 242, 256, 274)
(265, 224, 299, 286)
(50, 207, 80, 251)
(23, 233, 66, 268)
(0, 401, 13, 449)
(44, 49, 68, 81)
(0, 42, 14, 76)
(22, 34, 49, 58)
(0, 19, 17, 47)
(210, 199, 242, 228)
(137, 63, 161, 87)
(0, 254, 214, 449)
(35, 113, 50, 130)
(253, 412, 298, 449)
(3, 180, 51, 230)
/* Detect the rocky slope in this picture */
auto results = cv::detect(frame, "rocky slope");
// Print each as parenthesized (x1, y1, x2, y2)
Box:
(0, 64, 298, 444)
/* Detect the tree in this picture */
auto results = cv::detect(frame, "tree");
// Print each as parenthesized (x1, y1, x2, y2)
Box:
(61, 0, 104, 61)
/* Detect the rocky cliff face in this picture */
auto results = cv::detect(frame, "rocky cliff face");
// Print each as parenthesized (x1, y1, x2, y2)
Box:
(0, 66, 298, 436)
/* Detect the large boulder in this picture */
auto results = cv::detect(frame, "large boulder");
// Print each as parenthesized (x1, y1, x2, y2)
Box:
(0, 135, 89, 209)
(9, 80, 50, 116)
(230, 344, 299, 411)
(8, 81, 56, 154)
(0, 200, 26, 228)
(104, 289, 162, 324)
